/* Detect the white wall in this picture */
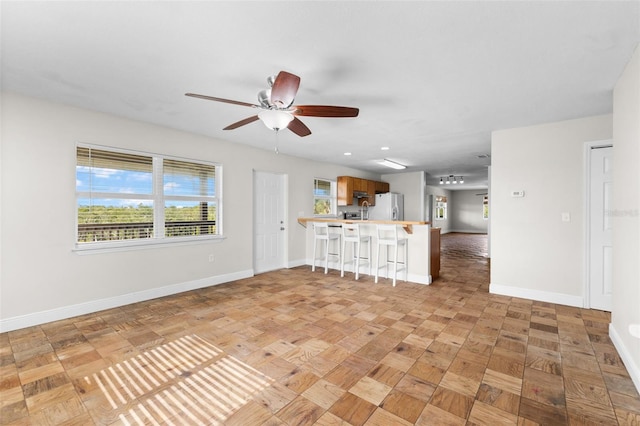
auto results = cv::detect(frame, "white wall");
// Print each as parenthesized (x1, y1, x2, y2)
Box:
(0, 93, 378, 331)
(490, 114, 612, 306)
(611, 45, 640, 392)
(381, 171, 425, 221)
(425, 185, 452, 234)
(451, 190, 488, 233)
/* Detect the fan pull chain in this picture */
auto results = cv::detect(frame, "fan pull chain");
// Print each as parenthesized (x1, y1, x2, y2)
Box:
(274, 130, 280, 154)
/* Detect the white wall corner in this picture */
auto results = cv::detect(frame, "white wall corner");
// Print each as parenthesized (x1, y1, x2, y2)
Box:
(287, 258, 307, 269)
(489, 283, 583, 308)
(609, 323, 640, 394)
(0, 270, 254, 333)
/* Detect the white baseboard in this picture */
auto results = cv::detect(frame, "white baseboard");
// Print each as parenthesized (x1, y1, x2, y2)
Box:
(0, 269, 254, 333)
(609, 323, 640, 394)
(489, 283, 583, 307)
(287, 258, 307, 268)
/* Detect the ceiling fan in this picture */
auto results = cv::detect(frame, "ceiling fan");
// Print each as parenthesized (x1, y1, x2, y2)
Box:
(186, 71, 359, 137)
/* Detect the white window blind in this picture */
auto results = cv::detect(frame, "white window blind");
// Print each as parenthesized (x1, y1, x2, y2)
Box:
(163, 158, 218, 238)
(76, 145, 221, 246)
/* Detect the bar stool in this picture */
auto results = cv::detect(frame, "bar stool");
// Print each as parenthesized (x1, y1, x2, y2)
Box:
(312, 222, 341, 274)
(340, 223, 371, 280)
(375, 224, 408, 286)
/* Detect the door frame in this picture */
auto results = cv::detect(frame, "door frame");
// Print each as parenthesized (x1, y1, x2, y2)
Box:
(253, 170, 289, 273)
(583, 139, 613, 309)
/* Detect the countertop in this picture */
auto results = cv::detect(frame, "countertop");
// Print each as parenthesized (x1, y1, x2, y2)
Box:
(297, 217, 429, 234)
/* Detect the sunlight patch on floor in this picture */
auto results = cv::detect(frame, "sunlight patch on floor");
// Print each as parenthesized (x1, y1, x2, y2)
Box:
(83, 334, 274, 425)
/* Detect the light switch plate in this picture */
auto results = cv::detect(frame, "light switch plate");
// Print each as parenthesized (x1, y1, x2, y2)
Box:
(511, 190, 525, 197)
(562, 212, 571, 222)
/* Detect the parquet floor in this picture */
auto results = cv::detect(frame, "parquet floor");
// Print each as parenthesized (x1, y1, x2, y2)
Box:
(2, 233, 640, 425)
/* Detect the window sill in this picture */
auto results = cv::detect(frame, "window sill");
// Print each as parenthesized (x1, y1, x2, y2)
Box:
(73, 235, 226, 255)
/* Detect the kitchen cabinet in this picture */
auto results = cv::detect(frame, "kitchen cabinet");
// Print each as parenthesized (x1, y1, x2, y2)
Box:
(430, 227, 441, 280)
(376, 181, 390, 193)
(367, 180, 376, 204)
(337, 176, 353, 206)
(337, 176, 390, 206)
(354, 178, 367, 192)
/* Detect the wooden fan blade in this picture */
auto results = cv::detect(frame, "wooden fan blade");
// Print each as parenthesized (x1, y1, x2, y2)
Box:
(185, 93, 258, 108)
(223, 115, 260, 130)
(288, 117, 312, 137)
(293, 105, 359, 118)
(270, 71, 300, 108)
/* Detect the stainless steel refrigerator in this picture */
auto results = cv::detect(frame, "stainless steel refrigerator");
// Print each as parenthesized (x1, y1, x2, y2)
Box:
(369, 193, 404, 221)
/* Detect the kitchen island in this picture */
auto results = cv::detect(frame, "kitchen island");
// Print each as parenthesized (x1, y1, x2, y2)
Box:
(297, 218, 435, 285)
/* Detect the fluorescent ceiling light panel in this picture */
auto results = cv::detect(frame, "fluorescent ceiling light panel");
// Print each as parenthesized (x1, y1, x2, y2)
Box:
(378, 159, 406, 170)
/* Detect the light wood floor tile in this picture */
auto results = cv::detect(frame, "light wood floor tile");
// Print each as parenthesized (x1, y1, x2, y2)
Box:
(2, 233, 639, 425)
(328, 391, 376, 426)
(476, 382, 520, 415)
(416, 403, 466, 425)
(364, 407, 413, 426)
(379, 389, 426, 423)
(349, 376, 392, 406)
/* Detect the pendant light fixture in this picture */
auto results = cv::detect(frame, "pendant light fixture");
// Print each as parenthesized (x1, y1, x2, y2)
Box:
(439, 175, 464, 185)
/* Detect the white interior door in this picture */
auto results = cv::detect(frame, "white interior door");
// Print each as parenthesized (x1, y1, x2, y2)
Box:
(589, 145, 613, 311)
(254, 171, 286, 273)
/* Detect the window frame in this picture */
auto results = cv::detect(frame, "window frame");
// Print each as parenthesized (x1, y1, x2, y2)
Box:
(75, 144, 223, 253)
(435, 195, 447, 221)
(483, 195, 489, 220)
(313, 177, 337, 217)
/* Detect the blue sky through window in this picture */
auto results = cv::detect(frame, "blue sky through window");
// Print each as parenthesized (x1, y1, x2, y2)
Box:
(77, 166, 215, 208)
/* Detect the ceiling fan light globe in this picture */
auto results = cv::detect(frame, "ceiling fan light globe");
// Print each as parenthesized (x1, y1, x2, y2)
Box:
(258, 109, 294, 131)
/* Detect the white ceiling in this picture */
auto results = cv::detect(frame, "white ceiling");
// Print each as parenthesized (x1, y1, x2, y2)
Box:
(2, 1, 639, 190)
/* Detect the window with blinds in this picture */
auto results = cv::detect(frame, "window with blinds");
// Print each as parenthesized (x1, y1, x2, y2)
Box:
(76, 145, 221, 247)
(313, 178, 336, 216)
(163, 158, 217, 238)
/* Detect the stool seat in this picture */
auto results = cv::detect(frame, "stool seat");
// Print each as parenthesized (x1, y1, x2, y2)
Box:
(340, 223, 371, 280)
(375, 224, 408, 286)
(312, 222, 341, 274)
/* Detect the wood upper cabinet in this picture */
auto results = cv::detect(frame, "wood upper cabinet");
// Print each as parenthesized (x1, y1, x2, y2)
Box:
(337, 176, 389, 206)
(353, 178, 367, 192)
(376, 181, 390, 193)
(366, 180, 376, 205)
(337, 176, 353, 206)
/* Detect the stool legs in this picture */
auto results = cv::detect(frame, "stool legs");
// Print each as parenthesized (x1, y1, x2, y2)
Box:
(312, 237, 318, 272)
(375, 241, 407, 286)
(324, 238, 330, 274)
(340, 223, 371, 280)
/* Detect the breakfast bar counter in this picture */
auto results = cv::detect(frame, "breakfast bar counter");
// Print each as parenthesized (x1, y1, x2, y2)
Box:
(297, 217, 428, 233)
(298, 218, 435, 284)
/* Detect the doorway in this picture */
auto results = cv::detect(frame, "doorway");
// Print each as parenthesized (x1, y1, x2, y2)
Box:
(253, 170, 287, 273)
(585, 142, 613, 311)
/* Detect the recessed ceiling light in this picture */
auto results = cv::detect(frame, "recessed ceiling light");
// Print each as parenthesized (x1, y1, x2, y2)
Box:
(381, 147, 390, 151)
(344, 152, 352, 156)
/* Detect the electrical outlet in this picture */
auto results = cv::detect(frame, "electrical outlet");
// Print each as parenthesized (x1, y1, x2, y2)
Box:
(208, 254, 215, 263)
(561, 212, 571, 222)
